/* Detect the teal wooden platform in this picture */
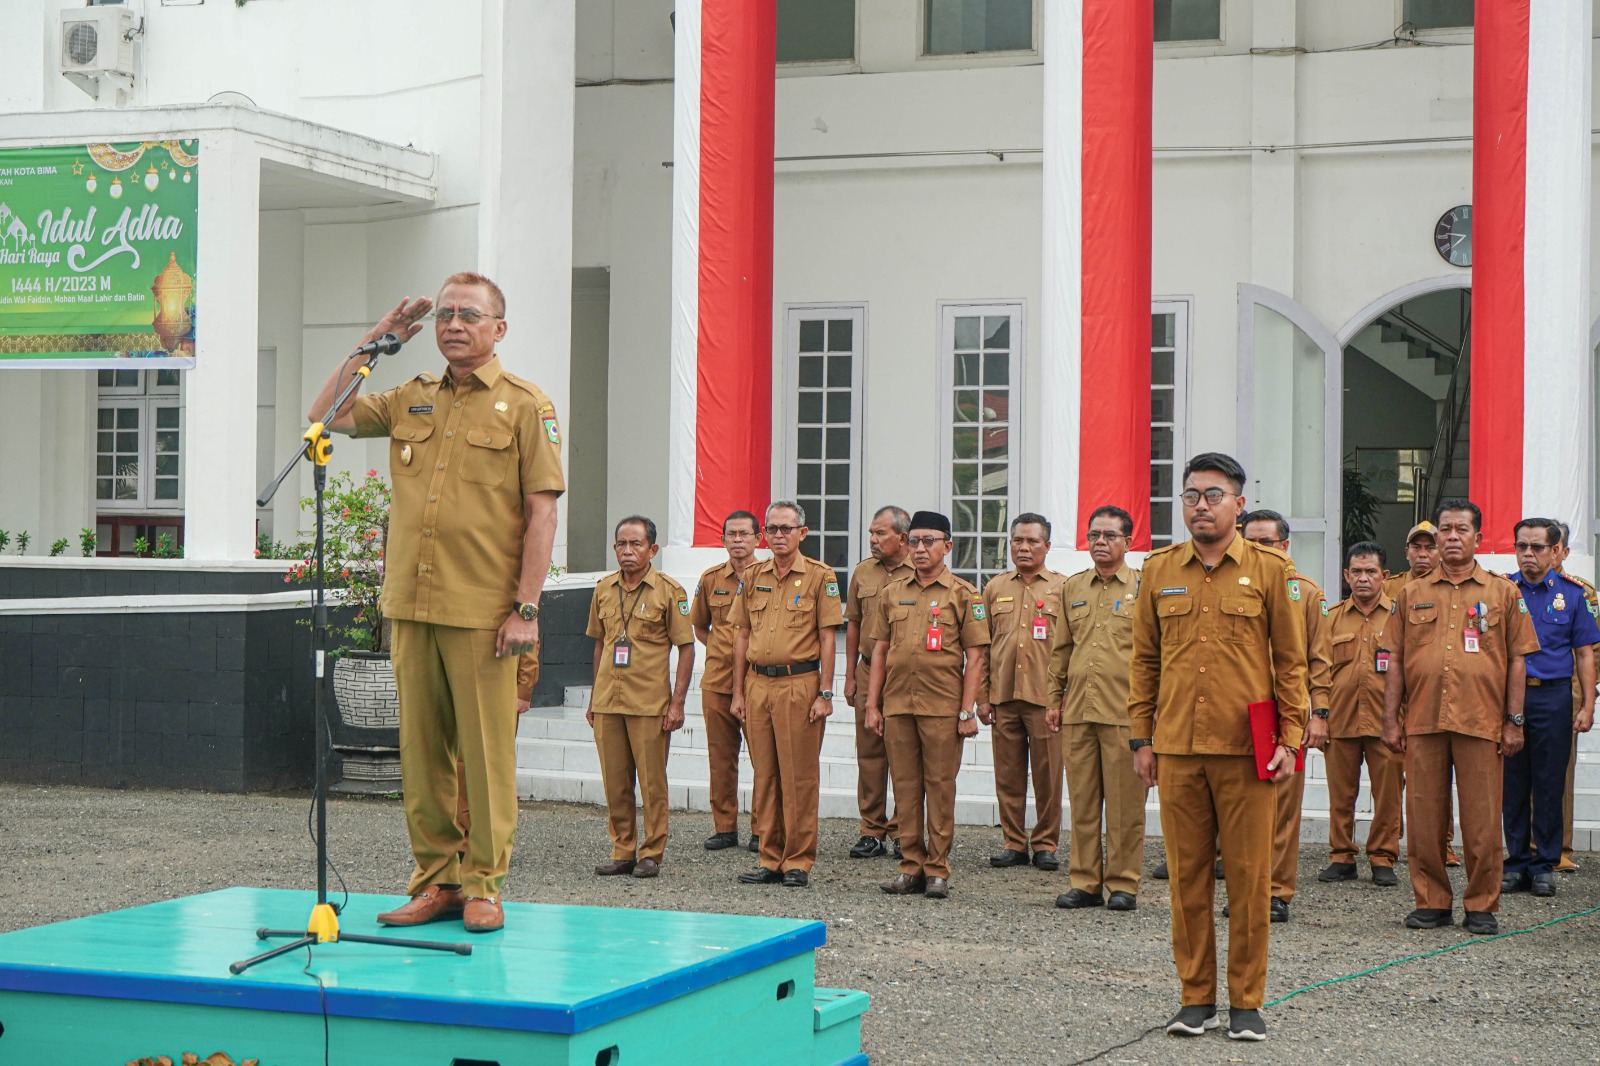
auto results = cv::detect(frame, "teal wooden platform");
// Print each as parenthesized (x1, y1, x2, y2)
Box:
(0, 887, 868, 1065)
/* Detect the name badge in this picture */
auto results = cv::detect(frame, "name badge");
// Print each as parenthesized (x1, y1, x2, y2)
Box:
(927, 605, 942, 651)
(408, 405, 434, 414)
(613, 636, 632, 668)
(1160, 587, 1187, 596)
(1032, 601, 1048, 641)
(1374, 648, 1390, 673)
(1463, 629, 1480, 654)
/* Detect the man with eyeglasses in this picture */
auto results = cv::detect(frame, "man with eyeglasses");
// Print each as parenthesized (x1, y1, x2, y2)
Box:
(1383, 499, 1540, 935)
(1237, 509, 1333, 925)
(1129, 452, 1307, 1043)
(977, 513, 1067, 875)
(728, 502, 843, 888)
(1048, 506, 1144, 911)
(862, 511, 990, 899)
(1550, 521, 1596, 873)
(690, 510, 764, 853)
(587, 515, 695, 880)
(843, 506, 913, 859)
(1502, 518, 1598, 899)
(313, 273, 562, 934)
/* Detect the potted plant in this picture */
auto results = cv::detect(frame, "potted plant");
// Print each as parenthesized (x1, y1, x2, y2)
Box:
(284, 468, 400, 788)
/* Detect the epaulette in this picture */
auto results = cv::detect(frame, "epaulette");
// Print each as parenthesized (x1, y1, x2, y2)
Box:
(661, 573, 688, 594)
(414, 372, 438, 383)
(502, 372, 553, 408)
(698, 561, 728, 582)
(1144, 542, 1183, 559)
(1068, 566, 1095, 580)
(1250, 542, 1293, 563)
(1561, 571, 1596, 592)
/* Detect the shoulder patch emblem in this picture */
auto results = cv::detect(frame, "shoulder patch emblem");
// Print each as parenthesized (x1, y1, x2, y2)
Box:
(1288, 579, 1302, 602)
(1517, 598, 1529, 614)
(972, 603, 986, 621)
(678, 599, 690, 616)
(1320, 601, 1329, 616)
(543, 417, 561, 444)
(825, 581, 840, 598)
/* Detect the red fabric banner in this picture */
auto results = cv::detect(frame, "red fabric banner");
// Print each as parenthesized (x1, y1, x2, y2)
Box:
(1077, 0, 1154, 550)
(694, 0, 776, 545)
(1468, 1, 1528, 553)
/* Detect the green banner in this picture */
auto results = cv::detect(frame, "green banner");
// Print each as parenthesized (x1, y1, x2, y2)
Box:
(0, 141, 199, 368)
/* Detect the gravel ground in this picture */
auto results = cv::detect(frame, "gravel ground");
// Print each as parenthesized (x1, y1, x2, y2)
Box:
(5, 783, 1598, 1065)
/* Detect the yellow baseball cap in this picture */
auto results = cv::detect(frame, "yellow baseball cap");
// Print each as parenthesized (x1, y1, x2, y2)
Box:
(1406, 521, 1437, 543)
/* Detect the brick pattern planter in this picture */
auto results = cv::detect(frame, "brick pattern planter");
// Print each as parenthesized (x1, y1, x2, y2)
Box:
(331, 651, 399, 785)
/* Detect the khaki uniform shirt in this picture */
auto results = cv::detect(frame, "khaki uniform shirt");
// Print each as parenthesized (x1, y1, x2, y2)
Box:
(1048, 565, 1140, 726)
(727, 555, 844, 667)
(1128, 536, 1309, 754)
(847, 554, 914, 653)
(863, 567, 991, 717)
(586, 567, 694, 716)
(352, 356, 565, 630)
(980, 568, 1068, 708)
(1382, 571, 1419, 601)
(1326, 595, 1396, 739)
(1296, 574, 1335, 713)
(690, 561, 745, 695)
(1391, 564, 1540, 741)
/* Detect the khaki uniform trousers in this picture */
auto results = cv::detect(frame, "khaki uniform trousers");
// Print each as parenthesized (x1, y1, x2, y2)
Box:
(1405, 731, 1503, 913)
(884, 714, 965, 880)
(391, 620, 520, 899)
(853, 659, 896, 839)
(746, 672, 825, 873)
(1270, 768, 1306, 902)
(593, 712, 671, 864)
(994, 700, 1063, 854)
(702, 690, 751, 836)
(1324, 736, 1404, 867)
(1157, 754, 1275, 1011)
(1062, 721, 1146, 894)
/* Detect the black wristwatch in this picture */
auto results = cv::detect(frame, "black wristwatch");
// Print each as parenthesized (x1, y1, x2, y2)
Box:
(1312, 709, 1330, 720)
(515, 601, 540, 621)
(818, 689, 834, 701)
(1507, 712, 1527, 727)
(1128, 738, 1152, 751)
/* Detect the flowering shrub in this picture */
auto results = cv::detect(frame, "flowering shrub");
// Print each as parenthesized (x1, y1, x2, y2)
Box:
(284, 468, 390, 654)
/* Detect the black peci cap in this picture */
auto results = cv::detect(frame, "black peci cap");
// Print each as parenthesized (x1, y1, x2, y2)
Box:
(908, 510, 952, 537)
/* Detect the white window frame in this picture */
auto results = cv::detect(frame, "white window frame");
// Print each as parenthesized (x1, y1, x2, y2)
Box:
(781, 304, 866, 572)
(1398, 0, 1475, 37)
(1151, 298, 1193, 548)
(776, 0, 858, 70)
(938, 300, 1024, 588)
(918, 0, 1040, 63)
(95, 370, 185, 513)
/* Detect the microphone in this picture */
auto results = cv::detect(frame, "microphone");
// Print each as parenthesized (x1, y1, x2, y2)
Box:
(351, 332, 402, 357)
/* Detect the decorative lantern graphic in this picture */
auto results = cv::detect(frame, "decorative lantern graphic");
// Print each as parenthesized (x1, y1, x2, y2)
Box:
(151, 252, 195, 352)
(85, 174, 97, 194)
(109, 176, 123, 199)
(144, 164, 159, 192)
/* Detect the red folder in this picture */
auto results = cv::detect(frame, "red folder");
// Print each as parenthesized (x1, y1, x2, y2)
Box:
(1248, 699, 1306, 781)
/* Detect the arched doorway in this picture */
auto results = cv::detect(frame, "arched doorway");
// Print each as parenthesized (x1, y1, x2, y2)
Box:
(1339, 283, 1471, 570)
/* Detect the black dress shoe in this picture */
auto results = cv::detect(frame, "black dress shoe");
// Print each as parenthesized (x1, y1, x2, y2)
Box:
(1318, 861, 1358, 882)
(747, 834, 761, 853)
(1404, 908, 1453, 929)
(1106, 891, 1137, 911)
(893, 838, 903, 859)
(1270, 897, 1290, 923)
(1463, 910, 1499, 935)
(923, 877, 950, 899)
(1372, 865, 1399, 887)
(849, 835, 888, 859)
(705, 831, 739, 851)
(989, 849, 1029, 868)
(1032, 850, 1060, 871)
(594, 858, 637, 876)
(1531, 872, 1557, 897)
(1152, 861, 1169, 880)
(1056, 888, 1104, 909)
(1501, 872, 1531, 893)
(782, 869, 810, 888)
(1215, 859, 1225, 880)
(738, 867, 783, 885)
(882, 873, 927, 895)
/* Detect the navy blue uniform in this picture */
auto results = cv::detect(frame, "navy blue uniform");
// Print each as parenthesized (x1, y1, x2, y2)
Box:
(1505, 570, 1600, 877)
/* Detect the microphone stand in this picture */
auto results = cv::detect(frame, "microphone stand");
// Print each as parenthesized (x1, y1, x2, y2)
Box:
(231, 335, 470, 974)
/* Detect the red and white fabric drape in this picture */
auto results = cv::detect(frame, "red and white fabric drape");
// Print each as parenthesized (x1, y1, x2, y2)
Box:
(669, 0, 776, 547)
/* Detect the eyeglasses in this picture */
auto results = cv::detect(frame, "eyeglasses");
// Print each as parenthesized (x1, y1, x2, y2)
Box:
(907, 535, 948, 548)
(723, 530, 757, 540)
(1085, 531, 1124, 542)
(1514, 542, 1553, 553)
(1180, 488, 1235, 508)
(1246, 536, 1282, 547)
(764, 524, 800, 537)
(430, 308, 501, 325)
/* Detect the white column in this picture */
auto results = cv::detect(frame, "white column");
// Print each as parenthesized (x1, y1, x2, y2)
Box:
(184, 131, 259, 561)
(1522, 3, 1592, 571)
(478, 0, 576, 567)
(667, 0, 703, 549)
(1039, 0, 1082, 574)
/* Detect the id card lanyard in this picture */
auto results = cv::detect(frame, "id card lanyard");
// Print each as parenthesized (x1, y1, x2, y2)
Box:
(1464, 603, 1481, 654)
(614, 581, 646, 667)
(927, 603, 942, 652)
(1032, 600, 1048, 641)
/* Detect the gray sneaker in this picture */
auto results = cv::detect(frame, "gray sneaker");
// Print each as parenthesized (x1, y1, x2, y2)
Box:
(1227, 1008, 1267, 1041)
(1165, 1004, 1219, 1037)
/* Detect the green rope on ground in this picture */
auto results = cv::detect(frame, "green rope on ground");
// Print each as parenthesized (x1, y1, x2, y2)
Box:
(1264, 904, 1600, 1008)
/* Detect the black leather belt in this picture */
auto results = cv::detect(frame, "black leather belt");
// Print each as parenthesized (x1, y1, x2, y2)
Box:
(1526, 677, 1570, 687)
(749, 660, 821, 678)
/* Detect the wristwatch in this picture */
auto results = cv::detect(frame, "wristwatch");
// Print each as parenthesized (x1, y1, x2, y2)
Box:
(957, 710, 978, 722)
(1507, 712, 1527, 727)
(515, 601, 540, 621)
(1128, 738, 1152, 751)
(1312, 709, 1330, 720)
(818, 689, 834, 701)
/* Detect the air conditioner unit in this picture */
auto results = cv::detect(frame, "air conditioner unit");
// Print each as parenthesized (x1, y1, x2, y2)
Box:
(60, 7, 137, 100)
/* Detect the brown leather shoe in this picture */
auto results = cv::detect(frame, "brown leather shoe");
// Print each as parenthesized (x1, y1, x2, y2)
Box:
(1445, 848, 1461, 868)
(595, 858, 637, 876)
(923, 876, 950, 899)
(376, 886, 465, 927)
(632, 858, 661, 878)
(881, 873, 927, 895)
(463, 896, 504, 933)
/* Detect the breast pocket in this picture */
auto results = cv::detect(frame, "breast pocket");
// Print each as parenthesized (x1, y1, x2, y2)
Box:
(1408, 605, 1440, 646)
(1331, 632, 1357, 666)
(390, 423, 434, 478)
(634, 602, 666, 640)
(885, 606, 912, 643)
(1219, 593, 1263, 645)
(462, 427, 514, 486)
(786, 596, 816, 627)
(1158, 596, 1195, 642)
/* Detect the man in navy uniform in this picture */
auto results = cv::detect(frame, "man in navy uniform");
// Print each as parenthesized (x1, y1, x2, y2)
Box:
(1504, 518, 1599, 898)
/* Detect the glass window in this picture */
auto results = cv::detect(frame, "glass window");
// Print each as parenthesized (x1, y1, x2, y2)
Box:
(1150, 303, 1190, 549)
(1403, 0, 1473, 30)
(778, 0, 856, 63)
(944, 303, 1021, 588)
(787, 307, 864, 573)
(94, 369, 184, 518)
(1154, 0, 1221, 42)
(925, 0, 1032, 55)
